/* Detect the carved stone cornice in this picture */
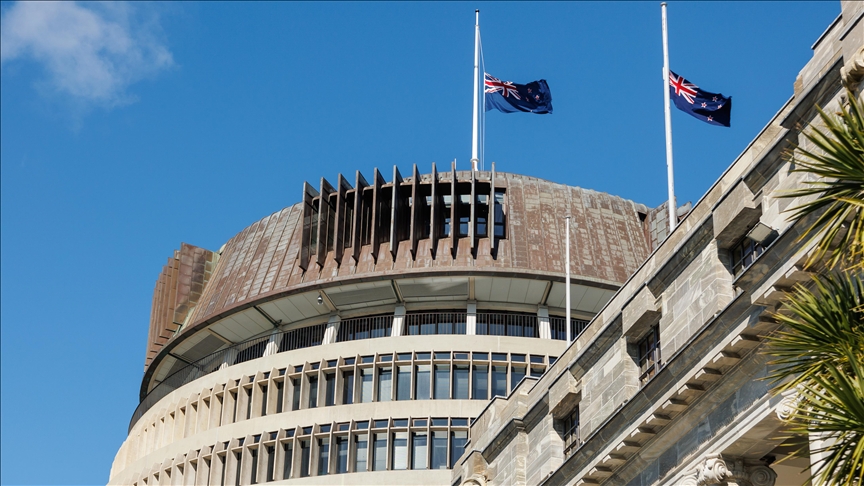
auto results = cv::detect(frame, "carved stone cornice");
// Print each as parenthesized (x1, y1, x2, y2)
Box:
(841, 45, 864, 91)
(678, 454, 777, 486)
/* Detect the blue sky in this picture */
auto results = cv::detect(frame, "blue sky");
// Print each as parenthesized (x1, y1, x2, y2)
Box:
(0, 2, 840, 484)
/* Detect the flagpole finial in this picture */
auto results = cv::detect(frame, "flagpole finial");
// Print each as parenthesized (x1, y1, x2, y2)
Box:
(660, 2, 666, 6)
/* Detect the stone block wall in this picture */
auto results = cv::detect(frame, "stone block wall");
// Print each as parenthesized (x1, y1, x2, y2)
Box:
(579, 339, 639, 439)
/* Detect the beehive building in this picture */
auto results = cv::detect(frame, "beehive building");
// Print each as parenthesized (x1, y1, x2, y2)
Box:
(109, 162, 671, 485)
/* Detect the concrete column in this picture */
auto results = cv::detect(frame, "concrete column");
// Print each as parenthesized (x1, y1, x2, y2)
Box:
(392, 305, 406, 337)
(323, 314, 341, 344)
(466, 301, 477, 335)
(538, 306, 551, 339)
(262, 329, 281, 356)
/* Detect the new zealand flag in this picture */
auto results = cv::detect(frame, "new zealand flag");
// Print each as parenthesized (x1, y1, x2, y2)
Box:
(485, 73, 553, 114)
(669, 71, 731, 127)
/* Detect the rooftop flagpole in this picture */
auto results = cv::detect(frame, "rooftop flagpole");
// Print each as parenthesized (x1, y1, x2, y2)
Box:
(471, 9, 480, 172)
(661, 2, 677, 233)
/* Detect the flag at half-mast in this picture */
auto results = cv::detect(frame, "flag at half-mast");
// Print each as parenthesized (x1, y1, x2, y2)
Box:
(668, 71, 731, 127)
(485, 73, 553, 114)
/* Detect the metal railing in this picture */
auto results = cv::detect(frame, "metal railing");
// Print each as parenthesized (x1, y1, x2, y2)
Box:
(549, 317, 590, 341)
(336, 314, 393, 342)
(404, 312, 467, 335)
(129, 323, 326, 432)
(476, 312, 539, 338)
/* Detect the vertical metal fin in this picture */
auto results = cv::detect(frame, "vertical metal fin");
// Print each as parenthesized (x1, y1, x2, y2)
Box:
(470, 168, 476, 253)
(451, 161, 458, 259)
(430, 163, 439, 257)
(490, 162, 497, 252)
(352, 171, 368, 264)
(316, 177, 335, 267)
(409, 164, 420, 259)
(390, 166, 404, 258)
(299, 182, 320, 271)
(333, 174, 352, 265)
(370, 168, 385, 263)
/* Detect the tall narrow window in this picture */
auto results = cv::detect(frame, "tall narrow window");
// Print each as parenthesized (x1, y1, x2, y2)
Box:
(415, 365, 431, 400)
(245, 388, 252, 419)
(291, 379, 301, 411)
(450, 431, 468, 468)
(378, 367, 392, 401)
(453, 365, 469, 399)
(282, 443, 293, 479)
(638, 325, 661, 384)
(234, 452, 242, 486)
(308, 376, 318, 408)
(397, 366, 411, 400)
(360, 369, 373, 403)
(431, 431, 448, 469)
(392, 432, 408, 470)
(492, 366, 507, 397)
(324, 373, 335, 407)
(266, 446, 275, 482)
(250, 448, 259, 485)
(563, 407, 580, 453)
(260, 385, 268, 416)
(355, 434, 368, 472)
(231, 391, 238, 422)
(318, 438, 329, 476)
(472, 365, 488, 400)
(299, 440, 311, 477)
(276, 381, 284, 413)
(434, 365, 450, 399)
(342, 371, 354, 405)
(511, 366, 526, 392)
(412, 432, 428, 469)
(493, 190, 506, 238)
(372, 434, 387, 471)
(336, 437, 349, 474)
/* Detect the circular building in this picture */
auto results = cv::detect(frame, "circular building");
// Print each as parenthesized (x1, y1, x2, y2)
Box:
(109, 165, 656, 485)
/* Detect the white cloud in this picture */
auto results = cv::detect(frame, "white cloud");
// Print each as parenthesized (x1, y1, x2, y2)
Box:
(1, 1, 173, 107)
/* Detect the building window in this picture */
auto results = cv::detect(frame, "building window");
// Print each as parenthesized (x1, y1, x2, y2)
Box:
(562, 407, 580, 454)
(472, 365, 488, 399)
(450, 431, 468, 468)
(307, 376, 318, 408)
(638, 325, 661, 384)
(730, 236, 765, 276)
(336, 437, 349, 474)
(372, 434, 387, 471)
(431, 431, 448, 469)
(337, 315, 393, 341)
(282, 443, 292, 479)
(493, 190, 506, 238)
(342, 371, 354, 405)
(412, 432, 428, 469)
(550, 317, 590, 341)
(453, 365, 469, 399)
(378, 367, 392, 401)
(404, 312, 467, 335)
(360, 369, 373, 403)
(392, 432, 408, 470)
(491, 366, 507, 397)
(324, 373, 335, 407)
(510, 366, 526, 392)
(476, 312, 538, 337)
(354, 434, 368, 472)
(299, 440, 311, 477)
(415, 365, 431, 400)
(317, 438, 329, 475)
(397, 366, 412, 400)
(434, 365, 450, 399)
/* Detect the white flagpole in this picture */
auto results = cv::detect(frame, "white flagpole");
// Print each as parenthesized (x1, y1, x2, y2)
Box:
(565, 216, 571, 343)
(661, 2, 677, 233)
(471, 9, 480, 172)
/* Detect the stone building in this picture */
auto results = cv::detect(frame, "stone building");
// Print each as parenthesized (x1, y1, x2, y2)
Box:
(450, 4, 863, 486)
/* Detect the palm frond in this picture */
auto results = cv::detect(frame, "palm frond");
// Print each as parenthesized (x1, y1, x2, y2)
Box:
(780, 91, 864, 270)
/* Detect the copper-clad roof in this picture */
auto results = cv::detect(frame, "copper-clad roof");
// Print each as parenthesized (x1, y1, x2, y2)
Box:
(145, 169, 655, 370)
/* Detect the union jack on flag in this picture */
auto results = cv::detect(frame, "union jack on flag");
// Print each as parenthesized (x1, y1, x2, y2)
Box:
(668, 70, 731, 127)
(485, 74, 521, 100)
(484, 72, 552, 115)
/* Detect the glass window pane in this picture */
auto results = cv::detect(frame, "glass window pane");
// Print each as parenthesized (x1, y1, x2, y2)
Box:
(354, 434, 368, 473)
(342, 371, 354, 405)
(378, 367, 392, 402)
(360, 369, 373, 403)
(492, 366, 507, 397)
(511, 366, 526, 392)
(434, 365, 450, 399)
(335, 437, 348, 474)
(299, 440, 311, 477)
(397, 366, 411, 401)
(282, 443, 293, 479)
(412, 433, 428, 470)
(325, 374, 335, 407)
(450, 431, 468, 468)
(372, 434, 387, 471)
(308, 376, 318, 408)
(392, 432, 408, 470)
(473, 365, 488, 400)
(453, 365, 469, 399)
(318, 438, 329, 475)
(292, 379, 301, 411)
(431, 431, 448, 470)
(415, 365, 431, 400)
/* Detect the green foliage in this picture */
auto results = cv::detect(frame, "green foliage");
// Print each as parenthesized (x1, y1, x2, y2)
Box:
(783, 91, 864, 270)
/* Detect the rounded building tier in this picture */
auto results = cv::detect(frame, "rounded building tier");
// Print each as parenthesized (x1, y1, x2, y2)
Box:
(110, 166, 662, 485)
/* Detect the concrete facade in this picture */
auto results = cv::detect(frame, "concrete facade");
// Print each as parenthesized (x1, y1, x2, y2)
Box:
(451, 5, 863, 486)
